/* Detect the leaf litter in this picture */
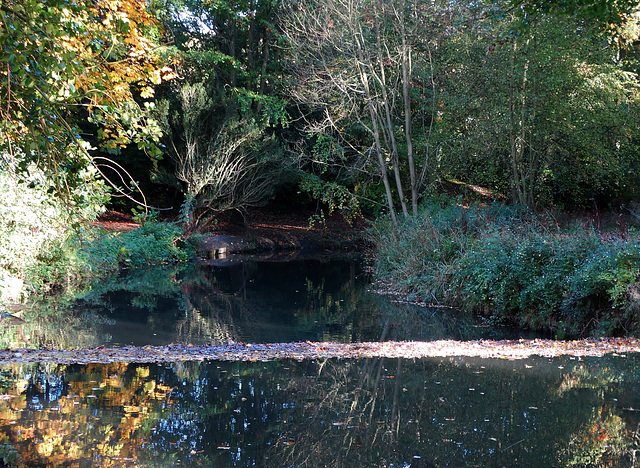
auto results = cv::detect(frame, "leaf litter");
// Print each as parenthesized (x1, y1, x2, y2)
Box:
(0, 338, 639, 364)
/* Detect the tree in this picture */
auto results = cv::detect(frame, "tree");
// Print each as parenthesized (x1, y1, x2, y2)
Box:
(0, 0, 174, 208)
(436, 1, 640, 207)
(282, 0, 448, 223)
(153, 0, 289, 227)
(160, 0, 282, 101)
(159, 82, 282, 228)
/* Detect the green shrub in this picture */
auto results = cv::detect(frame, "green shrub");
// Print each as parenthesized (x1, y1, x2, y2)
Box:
(78, 220, 196, 272)
(0, 154, 108, 301)
(371, 196, 640, 337)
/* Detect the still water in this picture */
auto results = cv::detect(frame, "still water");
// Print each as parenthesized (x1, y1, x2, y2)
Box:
(0, 256, 538, 351)
(0, 355, 639, 467)
(0, 256, 638, 467)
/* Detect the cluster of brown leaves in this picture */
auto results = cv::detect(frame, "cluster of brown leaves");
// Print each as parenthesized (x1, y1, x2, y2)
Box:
(1, 338, 639, 365)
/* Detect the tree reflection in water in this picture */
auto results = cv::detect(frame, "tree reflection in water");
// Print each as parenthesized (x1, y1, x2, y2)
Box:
(0, 258, 508, 351)
(0, 354, 638, 466)
(0, 257, 635, 466)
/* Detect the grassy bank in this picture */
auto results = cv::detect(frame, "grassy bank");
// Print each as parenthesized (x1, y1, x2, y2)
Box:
(370, 197, 640, 338)
(2, 218, 197, 303)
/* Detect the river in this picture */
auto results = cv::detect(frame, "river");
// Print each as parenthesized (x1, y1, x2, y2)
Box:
(0, 256, 637, 466)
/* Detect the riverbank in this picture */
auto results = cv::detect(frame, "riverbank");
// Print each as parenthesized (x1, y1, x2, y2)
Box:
(370, 198, 640, 339)
(96, 207, 370, 259)
(199, 208, 368, 258)
(13, 199, 640, 342)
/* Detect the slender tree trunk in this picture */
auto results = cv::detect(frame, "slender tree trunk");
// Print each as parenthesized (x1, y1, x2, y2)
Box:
(399, 0, 418, 216)
(527, 75, 539, 207)
(508, 38, 533, 207)
(365, 75, 398, 226)
(247, 0, 257, 80)
(373, 14, 408, 218)
(229, 17, 237, 88)
(418, 44, 438, 191)
(508, 40, 524, 205)
(520, 52, 531, 206)
(351, 8, 398, 224)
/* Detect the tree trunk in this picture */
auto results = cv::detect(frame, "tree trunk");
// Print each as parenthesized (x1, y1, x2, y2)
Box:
(229, 17, 237, 88)
(362, 68, 399, 226)
(373, 12, 408, 218)
(247, 0, 257, 80)
(399, 0, 418, 216)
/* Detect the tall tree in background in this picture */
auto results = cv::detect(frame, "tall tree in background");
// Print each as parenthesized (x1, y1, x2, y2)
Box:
(160, 0, 282, 106)
(436, 0, 640, 207)
(282, 0, 449, 223)
(156, 0, 289, 227)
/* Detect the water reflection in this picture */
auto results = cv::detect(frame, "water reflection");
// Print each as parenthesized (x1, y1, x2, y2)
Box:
(0, 354, 638, 467)
(0, 258, 537, 350)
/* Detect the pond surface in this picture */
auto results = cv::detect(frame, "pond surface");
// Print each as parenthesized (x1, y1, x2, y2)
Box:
(0, 256, 538, 351)
(0, 255, 638, 467)
(0, 354, 639, 467)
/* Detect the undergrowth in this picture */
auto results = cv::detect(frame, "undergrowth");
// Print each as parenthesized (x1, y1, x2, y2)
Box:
(19, 220, 198, 301)
(370, 196, 640, 338)
(78, 220, 196, 271)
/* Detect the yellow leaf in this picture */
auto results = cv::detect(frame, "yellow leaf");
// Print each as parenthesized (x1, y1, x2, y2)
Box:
(140, 86, 154, 99)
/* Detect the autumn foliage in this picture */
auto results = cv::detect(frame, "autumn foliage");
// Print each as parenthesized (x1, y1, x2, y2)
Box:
(0, 0, 174, 193)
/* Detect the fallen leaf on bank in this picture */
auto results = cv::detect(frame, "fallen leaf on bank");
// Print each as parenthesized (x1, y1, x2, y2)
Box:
(0, 338, 637, 364)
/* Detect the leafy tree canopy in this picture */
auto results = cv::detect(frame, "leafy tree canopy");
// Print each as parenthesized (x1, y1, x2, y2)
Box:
(511, 0, 640, 39)
(0, 0, 175, 203)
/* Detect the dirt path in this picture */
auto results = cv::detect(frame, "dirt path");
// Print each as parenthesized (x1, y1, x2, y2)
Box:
(1, 338, 639, 365)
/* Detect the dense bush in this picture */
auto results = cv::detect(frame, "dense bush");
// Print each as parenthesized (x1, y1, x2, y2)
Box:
(371, 197, 640, 337)
(0, 155, 108, 301)
(77, 219, 197, 272)
(0, 154, 196, 303)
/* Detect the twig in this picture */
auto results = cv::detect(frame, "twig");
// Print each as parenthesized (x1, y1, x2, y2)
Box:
(502, 439, 524, 452)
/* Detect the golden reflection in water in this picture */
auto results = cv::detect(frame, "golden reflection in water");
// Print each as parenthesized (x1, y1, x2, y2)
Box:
(0, 363, 172, 467)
